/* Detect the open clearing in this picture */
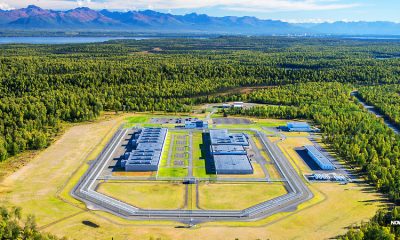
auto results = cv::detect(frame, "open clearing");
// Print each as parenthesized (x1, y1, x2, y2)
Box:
(198, 183, 287, 210)
(97, 182, 186, 210)
(0, 113, 128, 227)
(0, 113, 386, 240)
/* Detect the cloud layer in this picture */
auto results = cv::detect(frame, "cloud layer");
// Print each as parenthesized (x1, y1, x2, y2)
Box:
(1, 0, 359, 12)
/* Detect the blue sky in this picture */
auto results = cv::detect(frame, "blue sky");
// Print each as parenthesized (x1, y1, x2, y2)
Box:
(1, 0, 399, 23)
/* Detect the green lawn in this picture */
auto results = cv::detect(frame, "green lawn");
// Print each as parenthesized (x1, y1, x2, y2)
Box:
(192, 132, 216, 178)
(159, 131, 172, 167)
(126, 115, 151, 123)
(198, 183, 287, 210)
(157, 167, 187, 178)
(97, 182, 186, 209)
(157, 130, 190, 177)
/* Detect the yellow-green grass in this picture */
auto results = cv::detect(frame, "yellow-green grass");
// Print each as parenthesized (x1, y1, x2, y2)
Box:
(277, 137, 314, 175)
(186, 184, 197, 210)
(159, 131, 172, 168)
(61, 118, 136, 206)
(157, 131, 189, 178)
(157, 167, 188, 178)
(41, 181, 383, 240)
(281, 131, 310, 137)
(97, 182, 186, 210)
(198, 183, 287, 210)
(266, 163, 282, 179)
(253, 135, 264, 149)
(126, 115, 152, 124)
(113, 171, 155, 177)
(0, 113, 128, 227)
(268, 136, 282, 143)
(125, 113, 200, 128)
(192, 132, 216, 178)
(0, 113, 386, 240)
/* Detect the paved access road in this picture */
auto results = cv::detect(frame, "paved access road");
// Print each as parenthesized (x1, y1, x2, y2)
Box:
(72, 127, 313, 223)
(352, 91, 399, 134)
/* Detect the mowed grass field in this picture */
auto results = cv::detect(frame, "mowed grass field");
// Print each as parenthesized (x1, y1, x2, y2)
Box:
(97, 182, 186, 209)
(0, 113, 386, 240)
(0, 113, 129, 226)
(158, 131, 189, 178)
(198, 183, 287, 210)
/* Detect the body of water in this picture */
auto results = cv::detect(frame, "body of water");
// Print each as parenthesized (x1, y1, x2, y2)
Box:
(0, 36, 157, 44)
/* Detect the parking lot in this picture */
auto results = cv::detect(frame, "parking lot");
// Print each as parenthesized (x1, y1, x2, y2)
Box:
(150, 117, 199, 124)
(212, 118, 253, 124)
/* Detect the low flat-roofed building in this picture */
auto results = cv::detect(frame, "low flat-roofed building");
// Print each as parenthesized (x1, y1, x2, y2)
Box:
(304, 145, 335, 170)
(122, 149, 162, 171)
(123, 127, 167, 172)
(287, 122, 312, 132)
(233, 102, 244, 108)
(185, 120, 208, 129)
(213, 155, 253, 174)
(209, 129, 249, 146)
(211, 145, 246, 155)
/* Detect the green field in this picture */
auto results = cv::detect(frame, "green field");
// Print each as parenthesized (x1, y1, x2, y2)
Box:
(192, 132, 216, 178)
(198, 182, 287, 210)
(157, 131, 189, 178)
(0, 113, 386, 240)
(98, 181, 186, 209)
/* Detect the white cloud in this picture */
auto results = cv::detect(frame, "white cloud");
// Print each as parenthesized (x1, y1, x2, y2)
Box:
(0, 1, 14, 10)
(282, 18, 336, 23)
(223, 0, 359, 12)
(4, 0, 360, 12)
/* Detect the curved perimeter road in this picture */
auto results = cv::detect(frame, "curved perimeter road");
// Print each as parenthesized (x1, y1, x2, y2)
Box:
(72, 127, 313, 223)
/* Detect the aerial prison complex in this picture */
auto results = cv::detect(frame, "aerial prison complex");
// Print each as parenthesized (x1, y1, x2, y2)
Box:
(122, 128, 168, 171)
(304, 145, 335, 170)
(209, 129, 253, 175)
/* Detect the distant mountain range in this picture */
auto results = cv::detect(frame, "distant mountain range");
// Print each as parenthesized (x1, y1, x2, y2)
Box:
(1, 5, 400, 35)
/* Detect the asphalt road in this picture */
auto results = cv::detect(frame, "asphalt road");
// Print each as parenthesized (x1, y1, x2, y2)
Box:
(352, 91, 399, 134)
(72, 127, 313, 223)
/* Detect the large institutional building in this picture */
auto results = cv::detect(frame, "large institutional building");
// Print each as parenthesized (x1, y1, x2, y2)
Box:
(122, 128, 167, 171)
(209, 129, 253, 174)
(185, 120, 208, 129)
(304, 145, 335, 170)
(287, 122, 312, 132)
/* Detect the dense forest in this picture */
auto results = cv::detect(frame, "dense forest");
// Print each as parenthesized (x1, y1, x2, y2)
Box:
(213, 82, 400, 239)
(358, 85, 400, 128)
(0, 37, 400, 239)
(1, 37, 400, 161)
(221, 83, 400, 204)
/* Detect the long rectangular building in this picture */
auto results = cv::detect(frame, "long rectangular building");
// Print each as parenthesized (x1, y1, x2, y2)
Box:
(209, 129, 253, 175)
(122, 128, 167, 171)
(304, 145, 335, 170)
(287, 122, 312, 132)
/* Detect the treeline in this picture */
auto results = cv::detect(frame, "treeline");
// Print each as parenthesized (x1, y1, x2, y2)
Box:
(218, 82, 400, 239)
(223, 83, 400, 203)
(358, 85, 400, 129)
(340, 207, 400, 240)
(1, 37, 400, 162)
(0, 206, 63, 240)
